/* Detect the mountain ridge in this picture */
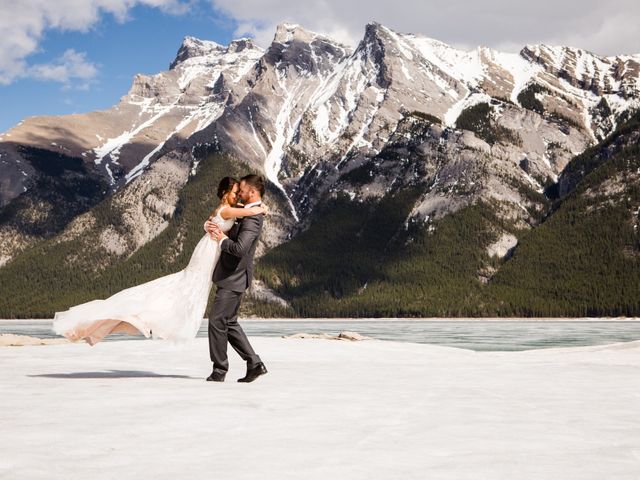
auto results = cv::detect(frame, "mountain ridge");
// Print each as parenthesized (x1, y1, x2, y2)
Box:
(1, 22, 639, 317)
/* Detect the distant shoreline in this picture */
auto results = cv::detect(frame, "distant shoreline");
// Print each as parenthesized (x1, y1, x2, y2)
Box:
(244, 317, 640, 322)
(4, 318, 640, 350)
(2, 317, 639, 323)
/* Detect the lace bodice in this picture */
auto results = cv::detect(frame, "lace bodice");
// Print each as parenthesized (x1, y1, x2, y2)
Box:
(211, 207, 236, 233)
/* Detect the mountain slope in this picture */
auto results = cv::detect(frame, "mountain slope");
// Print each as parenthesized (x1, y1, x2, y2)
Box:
(255, 111, 640, 317)
(0, 146, 109, 267)
(1, 22, 640, 317)
(488, 111, 640, 316)
(0, 151, 291, 318)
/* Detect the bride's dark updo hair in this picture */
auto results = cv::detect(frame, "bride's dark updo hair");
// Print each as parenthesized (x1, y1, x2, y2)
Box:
(217, 176, 239, 200)
(210, 177, 238, 218)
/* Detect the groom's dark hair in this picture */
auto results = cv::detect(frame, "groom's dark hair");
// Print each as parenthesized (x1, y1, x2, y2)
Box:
(241, 174, 265, 197)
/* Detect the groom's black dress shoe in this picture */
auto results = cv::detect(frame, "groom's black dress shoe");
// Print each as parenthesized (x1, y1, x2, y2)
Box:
(237, 363, 268, 383)
(206, 371, 226, 382)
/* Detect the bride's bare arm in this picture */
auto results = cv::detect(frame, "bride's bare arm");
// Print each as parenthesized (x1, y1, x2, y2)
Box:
(219, 205, 267, 220)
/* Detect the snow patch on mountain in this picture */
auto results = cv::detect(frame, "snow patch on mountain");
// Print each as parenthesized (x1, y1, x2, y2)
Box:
(339, 87, 386, 165)
(309, 55, 361, 143)
(93, 100, 179, 181)
(489, 51, 541, 103)
(247, 107, 268, 159)
(407, 35, 486, 87)
(444, 92, 492, 127)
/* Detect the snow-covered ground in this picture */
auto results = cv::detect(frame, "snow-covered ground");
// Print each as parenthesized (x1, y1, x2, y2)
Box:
(2, 337, 640, 479)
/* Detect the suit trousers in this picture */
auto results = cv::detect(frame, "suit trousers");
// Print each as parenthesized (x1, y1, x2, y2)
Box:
(208, 286, 261, 374)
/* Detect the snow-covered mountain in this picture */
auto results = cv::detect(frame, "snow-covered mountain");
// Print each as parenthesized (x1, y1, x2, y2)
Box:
(1, 22, 639, 270)
(0, 36, 263, 202)
(194, 22, 638, 227)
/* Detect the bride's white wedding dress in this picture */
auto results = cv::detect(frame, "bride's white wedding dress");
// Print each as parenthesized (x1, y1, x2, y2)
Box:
(52, 208, 235, 345)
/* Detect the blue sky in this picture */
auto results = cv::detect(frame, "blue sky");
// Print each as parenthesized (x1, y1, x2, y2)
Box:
(1, 0, 638, 134)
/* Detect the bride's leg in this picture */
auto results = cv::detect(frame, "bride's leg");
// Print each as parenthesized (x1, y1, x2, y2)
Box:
(83, 320, 122, 345)
(70, 319, 145, 345)
(111, 321, 144, 336)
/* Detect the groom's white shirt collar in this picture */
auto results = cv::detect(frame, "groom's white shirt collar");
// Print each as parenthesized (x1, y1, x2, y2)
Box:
(243, 200, 262, 208)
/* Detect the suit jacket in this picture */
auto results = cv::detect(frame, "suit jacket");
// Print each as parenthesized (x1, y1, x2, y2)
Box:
(212, 211, 264, 292)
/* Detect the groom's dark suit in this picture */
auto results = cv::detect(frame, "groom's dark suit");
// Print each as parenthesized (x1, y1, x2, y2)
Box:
(208, 204, 264, 375)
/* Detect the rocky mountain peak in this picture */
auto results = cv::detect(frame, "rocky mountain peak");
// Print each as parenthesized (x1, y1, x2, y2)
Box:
(354, 22, 391, 79)
(272, 22, 317, 44)
(169, 36, 225, 69)
(520, 44, 640, 96)
(360, 22, 419, 51)
(271, 22, 351, 51)
(359, 22, 392, 53)
(263, 22, 351, 76)
(362, 22, 385, 40)
(227, 38, 258, 53)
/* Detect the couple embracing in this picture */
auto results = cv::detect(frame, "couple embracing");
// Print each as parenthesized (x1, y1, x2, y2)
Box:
(53, 174, 270, 384)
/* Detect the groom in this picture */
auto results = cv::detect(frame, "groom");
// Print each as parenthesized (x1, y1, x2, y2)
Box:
(204, 174, 268, 383)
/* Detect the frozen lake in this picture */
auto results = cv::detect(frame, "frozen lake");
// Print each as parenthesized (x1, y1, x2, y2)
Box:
(2, 318, 640, 351)
(2, 337, 640, 479)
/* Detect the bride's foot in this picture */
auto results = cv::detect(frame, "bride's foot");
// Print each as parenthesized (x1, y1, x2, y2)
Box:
(65, 332, 80, 342)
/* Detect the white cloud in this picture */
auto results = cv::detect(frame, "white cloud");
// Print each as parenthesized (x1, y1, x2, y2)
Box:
(211, 0, 640, 56)
(27, 49, 99, 88)
(2, 0, 637, 89)
(0, 0, 192, 85)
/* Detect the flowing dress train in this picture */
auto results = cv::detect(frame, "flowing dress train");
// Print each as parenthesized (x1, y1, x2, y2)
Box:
(52, 210, 235, 345)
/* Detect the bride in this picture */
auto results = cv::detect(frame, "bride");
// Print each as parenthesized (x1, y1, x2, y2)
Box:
(52, 176, 267, 345)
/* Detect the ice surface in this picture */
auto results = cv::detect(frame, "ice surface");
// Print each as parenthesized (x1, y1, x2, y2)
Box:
(1, 337, 640, 479)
